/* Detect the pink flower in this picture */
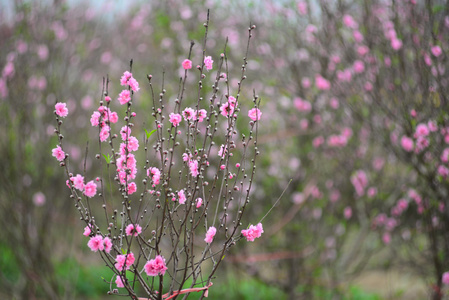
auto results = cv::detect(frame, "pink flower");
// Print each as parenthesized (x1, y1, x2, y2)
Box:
(196, 109, 207, 122)
(330, 98, 339, 109)
(100, 125, 110, 142)
(364, 82, 373, 91)
(343, 14, 358, 29)
(120, 71, 132, 86)
(441, 148, 449, 163)
(443, 272, 449, 285)
(115, 253, 135, 271)
(87, 235, 104, 252)
(351, 170, 368, 197)
(241, 223, 263, 242)
(178, 189, 186, 204)
(382, 232, 391, 244)
(353, 30, 364, 42)
(415, 123, 429, 137)
(438, 165, 449, 178)
(431, 45, 442, 57)
(118, 90, 131, 105)
(55, 102, 68, 118)
(367, 187, 377, 198)
(71, 174, 85, 191)
(127, 136, 139, 152)
(344, 207, 352, 219)
(204, 56, 213, 71)
(144, 255, 168, 276)
(109, 112, 118, 123)
(182, 59, 192, 70)
(397, 199, 408, 211)
(182, 152, 192, 162)
(148, 167, 161, 186)
(128, 77, 140, 92)
(302, 77, 311, 89)
(357, 45, 369, 56)
(103, 237, 113, 253)
(353, 60, 365, 73)
(218, 144, 227, 158)
(196, 198, 203, 208)
(83, 226, 91, 237)
(428, 120, 438, 132)
(401, 136, 414, 152)
(117, 154, 137, 173)
(169, 113, 182, 127)
(52, 145, 65, 161)
(127, 182, 137, 194)
(294, 97, 312, 112)
(125, 223, 142, 236)
(90, 111, 101, 126)
(313, 136, 324, 148)
(228, 96, 237, 106)
(297, 1, 308, 15)
(189, 160, 199, 177)
(315, 75, 331, 90)
(115, 276, 125, 288)
(2, 61, 15, 79)
(84, 181, 97, 198)
(423, 52, 432, 66)
(248, 108, 262, 121)
(220, 102, 234, 118)
(204, 226, 217, 244)
(336, 69, 352, 82)
(391, 38, 403, 51)
(182, 107, 195, 121)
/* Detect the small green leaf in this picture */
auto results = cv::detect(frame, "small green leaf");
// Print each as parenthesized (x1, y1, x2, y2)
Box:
(145, 129, 157, 139)
(222, 255, 226, 260)
(121, 248, 126, 255)
(102, 154, 111, 164)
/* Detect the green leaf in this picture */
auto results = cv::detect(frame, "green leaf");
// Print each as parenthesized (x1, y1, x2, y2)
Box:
(102, 154, 111, 164)
(145, 129, 157, 139)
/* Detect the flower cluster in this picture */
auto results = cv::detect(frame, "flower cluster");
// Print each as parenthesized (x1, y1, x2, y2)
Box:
(144, 255, 168, 276)
(115, 252, 135, 271)
(67, 174, 97, 198)
(87, 235, 112, 253)
(241, 223, 263, 242)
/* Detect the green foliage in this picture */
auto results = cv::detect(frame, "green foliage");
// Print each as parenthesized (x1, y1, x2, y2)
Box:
(144, 128, 157, 139)
(346, 286, 381, 300)
(211, 276, 287, 300)
(0, 242, 20, 283)
(55, 257, 115, 298)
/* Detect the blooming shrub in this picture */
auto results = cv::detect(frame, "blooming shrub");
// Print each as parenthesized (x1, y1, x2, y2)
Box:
(52, 15, 264, 299)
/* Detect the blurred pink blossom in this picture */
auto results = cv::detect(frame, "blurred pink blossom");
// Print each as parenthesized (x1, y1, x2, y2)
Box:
(343, 14, 358, 29)
(401, 136, 414, 152)
(344, 207, 352, 219)
(431, 45, 442, 57)
(351, 170, 368, 197)
(205, 226, 217, 243)
(32, 192, 46, 206)
(297, 1, 308, 15)
(315, 75, 331, 90)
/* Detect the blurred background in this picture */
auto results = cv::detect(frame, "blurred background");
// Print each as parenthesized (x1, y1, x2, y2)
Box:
(2, 0, 449, 299)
